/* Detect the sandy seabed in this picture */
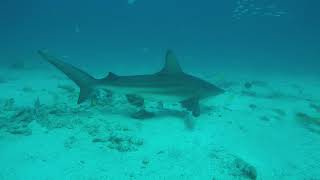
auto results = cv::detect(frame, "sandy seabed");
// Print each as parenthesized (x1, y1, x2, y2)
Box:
(0, 64, 320, 180)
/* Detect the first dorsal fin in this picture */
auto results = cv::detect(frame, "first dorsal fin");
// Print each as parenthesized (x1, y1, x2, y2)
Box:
(105, 72, 119, 80)
(159, 50, 183, 74)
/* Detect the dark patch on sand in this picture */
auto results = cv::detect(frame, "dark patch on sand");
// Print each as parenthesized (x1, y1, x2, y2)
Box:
(272, 108, 286, 116)
(295, 112, 320, 134)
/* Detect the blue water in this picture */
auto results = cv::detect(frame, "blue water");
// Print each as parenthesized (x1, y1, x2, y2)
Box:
(1, 0, 319, 73)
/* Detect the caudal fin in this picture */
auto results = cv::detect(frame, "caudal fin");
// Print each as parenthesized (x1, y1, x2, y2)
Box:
(38, 50, 97, 104)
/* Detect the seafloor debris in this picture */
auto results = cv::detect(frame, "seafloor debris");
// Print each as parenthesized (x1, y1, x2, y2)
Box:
(35, 103, 87, 130)
(272, 108, 286, 116)
(232, 157, 257, 180)
(166, 147, 183, 160)
(209, 148, 257, 180)
(244, 80, 269, 89)
(249, 104, 257, 110)
(130, 109, 155, 119)
(92, 138, 108, 143)
(241, 87, 306, 102)
(250, 80, 269, 88)
(64, 136, 77, 149)
(87, 117, 143, 152)
(107, 132, 144, 152)
(295, 112, 320, 134)
(310, 103, 320, 113)
(265, 91, 287, 99)
(1, 95, 91, 134)
(0, 94, 144, 142)
(2, 107, 34, 136)
(259, 116, 270, 122)
(3, 98, 15, 111)
(0, 98, 34, 135)
(142, 158, 149, 166)
(91, 89, 113, 107)
(141, 158, 150, 169)
(25, 96, 89, 130)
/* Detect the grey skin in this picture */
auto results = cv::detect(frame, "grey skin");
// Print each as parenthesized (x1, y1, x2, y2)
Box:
(38, 50, 224, 117)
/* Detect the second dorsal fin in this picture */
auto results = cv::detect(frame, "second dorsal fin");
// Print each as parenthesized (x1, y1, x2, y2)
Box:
(159, 50, 183, 74)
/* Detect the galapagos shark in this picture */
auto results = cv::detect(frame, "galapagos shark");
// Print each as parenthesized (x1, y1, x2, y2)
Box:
(38, 50, 224, 117)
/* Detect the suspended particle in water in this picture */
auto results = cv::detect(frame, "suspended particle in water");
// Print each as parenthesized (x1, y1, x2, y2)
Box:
(75, 24, 80, 33)
(128, 0, 137, 5)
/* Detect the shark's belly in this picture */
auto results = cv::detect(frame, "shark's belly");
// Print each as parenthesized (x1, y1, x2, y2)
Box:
(138, 92, 185, 102)
(106, 86, 190, 102)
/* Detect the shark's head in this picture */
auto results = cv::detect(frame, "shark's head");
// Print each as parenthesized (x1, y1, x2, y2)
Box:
(197, 78, 225, 99)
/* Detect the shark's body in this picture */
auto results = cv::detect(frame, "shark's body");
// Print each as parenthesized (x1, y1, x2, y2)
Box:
(38, 50, 224, 116)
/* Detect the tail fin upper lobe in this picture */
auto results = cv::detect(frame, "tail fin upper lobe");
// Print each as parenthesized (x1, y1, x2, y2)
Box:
(38, 50, 97, 104)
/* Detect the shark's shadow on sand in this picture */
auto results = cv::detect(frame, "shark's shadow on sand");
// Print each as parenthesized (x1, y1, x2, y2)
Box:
(38, 49, 224, 118)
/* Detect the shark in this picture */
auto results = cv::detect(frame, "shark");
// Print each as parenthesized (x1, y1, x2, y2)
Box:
(38, 50, 224, 117)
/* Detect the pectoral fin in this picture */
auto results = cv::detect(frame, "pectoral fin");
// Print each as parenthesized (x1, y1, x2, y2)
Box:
(180, 97, 200, 117)
(78, 87, 92, 104)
